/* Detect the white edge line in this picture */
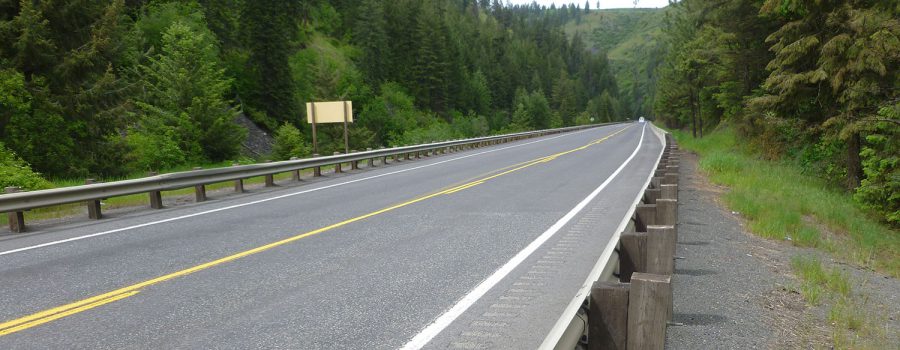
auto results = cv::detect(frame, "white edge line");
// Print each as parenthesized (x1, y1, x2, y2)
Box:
(400, 123, 648, 350)
(0, 127, 609, 258)
(537, 123, 667, 349)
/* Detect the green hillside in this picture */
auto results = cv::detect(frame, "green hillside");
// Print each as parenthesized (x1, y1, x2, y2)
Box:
(564, 8, 668, 118)
(0, 1, 624, 182)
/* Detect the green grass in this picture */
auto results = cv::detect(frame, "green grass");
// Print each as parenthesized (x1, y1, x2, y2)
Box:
(671, 128, 900, 277)
(791, 256, 851, 301)
(790, 255, 889, 349)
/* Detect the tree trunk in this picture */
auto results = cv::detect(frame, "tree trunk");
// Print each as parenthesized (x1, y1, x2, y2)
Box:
(847, 131, 863, 190)
(697, 92, 703, 138)
(689, 88, 697, 138)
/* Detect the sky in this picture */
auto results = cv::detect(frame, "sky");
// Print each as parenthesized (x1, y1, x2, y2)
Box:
(505, 0, 670, 9)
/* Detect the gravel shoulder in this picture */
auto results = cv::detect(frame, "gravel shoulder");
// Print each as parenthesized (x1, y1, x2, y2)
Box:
(666, 151, 900, 349)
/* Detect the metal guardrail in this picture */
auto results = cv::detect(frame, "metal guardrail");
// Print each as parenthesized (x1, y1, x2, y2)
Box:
(549, 123, 679, 350)
(1, 124, 616, 232)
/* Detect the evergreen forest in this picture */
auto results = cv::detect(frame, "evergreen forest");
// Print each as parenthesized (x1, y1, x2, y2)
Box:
(0, 0, 897, 225)
(0, 0, 623, 181)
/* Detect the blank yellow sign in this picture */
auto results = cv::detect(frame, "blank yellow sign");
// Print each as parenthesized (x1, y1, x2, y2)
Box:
(306, 101, 353, 123)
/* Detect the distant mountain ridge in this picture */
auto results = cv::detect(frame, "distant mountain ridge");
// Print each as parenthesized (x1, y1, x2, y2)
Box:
(564, 8, 668, 118)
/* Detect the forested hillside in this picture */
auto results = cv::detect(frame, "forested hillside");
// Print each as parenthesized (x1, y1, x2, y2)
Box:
(652, 0, 898, 225)
(0, 0, 624, 185)
(564, 8, 667, 121)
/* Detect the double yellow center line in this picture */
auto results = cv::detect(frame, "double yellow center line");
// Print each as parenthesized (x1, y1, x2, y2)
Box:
(0, 126, 630, 337)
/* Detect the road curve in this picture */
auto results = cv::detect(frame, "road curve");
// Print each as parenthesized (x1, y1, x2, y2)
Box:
(0, 122, 663, 349)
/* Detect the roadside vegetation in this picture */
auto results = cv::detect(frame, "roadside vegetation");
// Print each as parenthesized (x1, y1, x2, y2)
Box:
(791, 255, 890, 348)
(0, 1, 627, 194)
(671, 128, 899, 276)
(671, 127, 898, 348)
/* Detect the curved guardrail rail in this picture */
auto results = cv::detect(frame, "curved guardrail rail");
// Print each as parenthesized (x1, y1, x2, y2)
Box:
(547, 123, 681, 350)
(1, 124, 616, 232)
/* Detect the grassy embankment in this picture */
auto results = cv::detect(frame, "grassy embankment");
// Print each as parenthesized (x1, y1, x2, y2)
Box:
(670, 128, 898, 275)
(671, 127, 897, 348)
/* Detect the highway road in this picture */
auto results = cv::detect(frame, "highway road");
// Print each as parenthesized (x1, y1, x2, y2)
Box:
(0, 122, 663, 349)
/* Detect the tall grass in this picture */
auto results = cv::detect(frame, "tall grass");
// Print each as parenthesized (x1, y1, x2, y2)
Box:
(671, 128, 900, 277)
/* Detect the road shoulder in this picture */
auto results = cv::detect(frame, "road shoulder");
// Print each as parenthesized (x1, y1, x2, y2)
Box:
(666, 151, 900, 349)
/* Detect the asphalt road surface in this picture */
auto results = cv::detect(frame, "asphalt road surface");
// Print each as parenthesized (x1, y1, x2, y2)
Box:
(0, 122, 663, 349)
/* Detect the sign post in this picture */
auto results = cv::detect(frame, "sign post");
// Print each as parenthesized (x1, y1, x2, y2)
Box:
(342, 101, 350, 154)
(306, 101, 353, 154)
(311, 103, 319, 154)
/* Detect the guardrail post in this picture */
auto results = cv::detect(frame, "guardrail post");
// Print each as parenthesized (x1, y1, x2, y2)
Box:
(656, 160, 668, 170)
(663, 173, 678, 186)
(648, 225, 676, 322)
(232, 164, 245, 192)
(643, 188, 660, 204)
(290, 158, 301, 181)
(148, 172, 163, 209)
(264, 161, 276, 187)
(619, 232, 646, 283)
(405, 152, 411, 161)
(5, 187, 26, 232)
(646, 226, 675, 276)
(313, 154, 322, 177)
(366, 148, 375, 167)
(333, 152, 343, 173)
(635, 204, 656, 232)
(655, 199, 677, 227)
(666, 164, 680, 174)
(627, 273, 671, 350)
(193, 167, 207, 202)
(660, 184, 677, 200)
(589, 281, 629, 350)
(668, 160, 680, 170)
(85, 179, 102, 219)
(351, 150, 360, 170)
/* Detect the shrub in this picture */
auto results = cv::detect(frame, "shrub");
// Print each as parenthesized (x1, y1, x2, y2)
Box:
(124, 129, 187, 172)
(395, 120, 459, 146)
(0, 142, 52, 191)
(854, 111, 899, 226)
(272, 122, 311, 160)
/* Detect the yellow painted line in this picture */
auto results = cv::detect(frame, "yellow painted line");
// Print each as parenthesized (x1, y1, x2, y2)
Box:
(0, 290, 139, 336)
(0, 125, 632, 336)
(443, 181, 484, 194)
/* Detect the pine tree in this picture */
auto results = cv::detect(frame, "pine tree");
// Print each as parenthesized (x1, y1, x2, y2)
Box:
(135, 21, 245, 162)
(412, 4, 450, 113)
(0, 0, 132, 176)
(753, 0, 900, 189)
(552, 72, 578, 126)
(817, 4, 900, 189)
(354, 0, 388, 84)
(243, 0, 301, 126)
